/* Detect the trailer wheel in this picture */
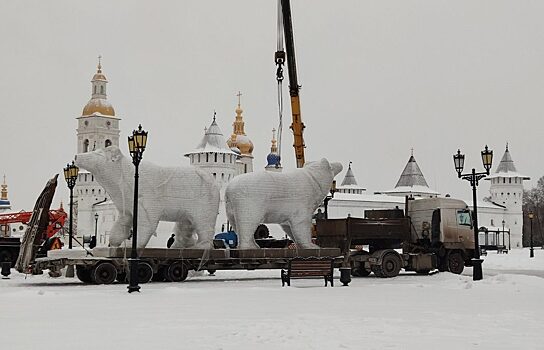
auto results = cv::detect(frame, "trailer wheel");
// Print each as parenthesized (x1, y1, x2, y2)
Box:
(92, 262, 117, 285)
(447, 251, 464, 275)
(76, 266, 93, 283)
(166, 261, 188, 282)
(379, 253, 402, 278)
(137, 262, 154, 284)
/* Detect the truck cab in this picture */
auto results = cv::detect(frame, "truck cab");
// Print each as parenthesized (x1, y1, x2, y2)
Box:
(406, 197, 476, 273)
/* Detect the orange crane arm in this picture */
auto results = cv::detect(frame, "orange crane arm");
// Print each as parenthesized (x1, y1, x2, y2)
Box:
(280, 0, 305, 168)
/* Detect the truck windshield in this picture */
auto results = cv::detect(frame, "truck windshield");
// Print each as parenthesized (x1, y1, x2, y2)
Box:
(457, 211, 472, 227)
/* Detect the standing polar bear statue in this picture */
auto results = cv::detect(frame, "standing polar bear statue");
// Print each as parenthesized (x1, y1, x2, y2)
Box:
(75, 146, 220, 249)
(225, 158, 342, 248)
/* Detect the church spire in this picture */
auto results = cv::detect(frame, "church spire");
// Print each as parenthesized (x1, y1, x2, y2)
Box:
(1, 175, 8, 201)
(270, 128, 278, 154)
(232, 91, 246, 136)
(82, 56, 115, 117)
(227, 91, 254, 156)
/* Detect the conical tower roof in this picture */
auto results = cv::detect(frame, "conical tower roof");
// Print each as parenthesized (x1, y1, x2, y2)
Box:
(341, 162, 358, 186)
(486, 144, 529, 180)
(495, 144, 517, 173)
(395, 155, 429, 188)
(185, 113, 238, 156)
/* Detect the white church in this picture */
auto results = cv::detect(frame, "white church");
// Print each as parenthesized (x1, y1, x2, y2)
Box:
(71, 60, 529, 249)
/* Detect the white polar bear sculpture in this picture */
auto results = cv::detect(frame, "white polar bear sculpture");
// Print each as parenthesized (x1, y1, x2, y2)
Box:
(75, 146, 220, 249)
(225, 158, 342, 249)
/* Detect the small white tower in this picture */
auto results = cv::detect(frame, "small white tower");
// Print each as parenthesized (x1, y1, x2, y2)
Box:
(486, 144, 529, 248)
(74, 57, 120, 239)
(185, 113, 238, 231)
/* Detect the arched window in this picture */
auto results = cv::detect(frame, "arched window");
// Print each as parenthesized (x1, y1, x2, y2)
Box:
(221, 173, 225, 181)
(214, 153, 218, 162)
(84, 174, 88, 182)
(83, 139, 89, 153)
(198, 154, 201, 162)
(503, 178, 506, 184)
(93, 86, 97, 94)
(213, 173, 217, 179)
(100, 85, 104, 94)
(105, 139, 112, 148)
(223, 154, 226, 163)
(206, 154, 209, 162)
(509, 178, 511, 184)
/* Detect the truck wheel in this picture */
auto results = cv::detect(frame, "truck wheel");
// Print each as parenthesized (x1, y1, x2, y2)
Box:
(166, 261, 188, 282)
(447, 251, 464, 275)
(76, 266, 93, 283)
(379, 253, 402, 278)
(92, 263, 117, 284)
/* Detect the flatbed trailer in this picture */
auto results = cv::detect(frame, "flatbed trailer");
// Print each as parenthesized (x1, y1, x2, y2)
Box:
(316, 217, 437, 278)
(33, 247, 343, 285)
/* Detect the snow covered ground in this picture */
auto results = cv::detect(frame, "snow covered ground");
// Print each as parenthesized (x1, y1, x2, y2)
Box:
(1, 249, 543, 350)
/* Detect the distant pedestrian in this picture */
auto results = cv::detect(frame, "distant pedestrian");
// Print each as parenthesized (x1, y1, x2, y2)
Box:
(167, 234, 175, 248)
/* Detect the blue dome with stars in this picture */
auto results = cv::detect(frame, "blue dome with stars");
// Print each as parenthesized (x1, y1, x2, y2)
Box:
(267, 153, 280, 166)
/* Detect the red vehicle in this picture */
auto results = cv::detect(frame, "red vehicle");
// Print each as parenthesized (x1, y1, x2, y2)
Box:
(0, 207, 66, 265)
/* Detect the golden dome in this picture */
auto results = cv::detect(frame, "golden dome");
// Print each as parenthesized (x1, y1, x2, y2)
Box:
(82, 98, 115, 116)
(231, 134, 254, 155)
(92, 73, 107, 81)
(227, 91, 253, 156)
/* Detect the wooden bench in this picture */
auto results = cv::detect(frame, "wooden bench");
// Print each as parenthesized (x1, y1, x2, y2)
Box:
(281, 257, 334, 287)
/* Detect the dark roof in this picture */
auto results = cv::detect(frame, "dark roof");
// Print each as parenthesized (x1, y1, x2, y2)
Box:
(495, 146, 517, 173)
(395, 155, 429, 188)
(341, 164, 358, 186)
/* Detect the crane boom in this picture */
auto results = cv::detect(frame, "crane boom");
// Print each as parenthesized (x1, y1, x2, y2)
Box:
(280, 0, 305, 168)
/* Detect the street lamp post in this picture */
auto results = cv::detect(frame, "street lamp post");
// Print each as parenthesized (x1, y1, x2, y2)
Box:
(323, 180, 337, 219)
(94, 213, 99, 247)
(453, 145, 493, 281)
(127, 124, 148, 293)
(63, 161, 79, 278)
(502, 220, 505, 250)
(528, 211, 534, 258)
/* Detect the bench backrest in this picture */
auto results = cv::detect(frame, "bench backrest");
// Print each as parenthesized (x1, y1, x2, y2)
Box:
(289, 258, 333, 275)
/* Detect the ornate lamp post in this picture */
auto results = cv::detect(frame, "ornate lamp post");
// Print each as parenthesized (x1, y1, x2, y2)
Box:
(127, 124, 148, 293)
(63, 161, 79, 278)
(323, 180, 337, 219)
(453, 145, 493, 281)
(528, 211, 534, 258)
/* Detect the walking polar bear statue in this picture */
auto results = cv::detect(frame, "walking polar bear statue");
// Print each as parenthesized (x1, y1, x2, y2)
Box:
(75, 146, 220, 249)
(225, 158, 343, 248)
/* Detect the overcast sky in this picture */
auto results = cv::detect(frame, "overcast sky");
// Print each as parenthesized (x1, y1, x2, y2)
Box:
(1, 0, 543, 211)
